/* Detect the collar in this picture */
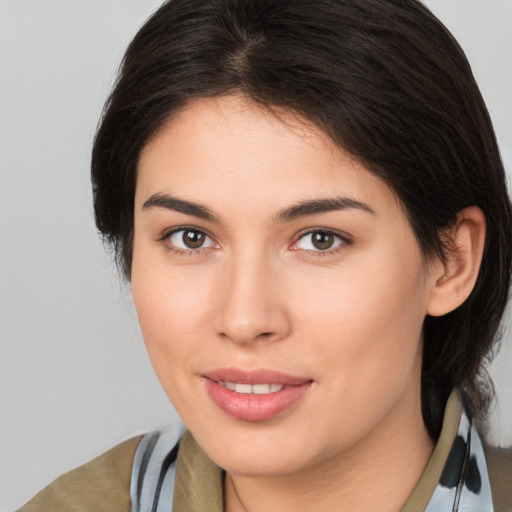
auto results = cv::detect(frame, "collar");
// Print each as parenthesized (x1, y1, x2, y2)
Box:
(140, 392, 494, 511)
(402, 392, 494, 511)
(172, 431, 223, 511)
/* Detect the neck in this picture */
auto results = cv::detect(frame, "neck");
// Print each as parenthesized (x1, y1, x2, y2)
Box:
(224, 386, 434, 512)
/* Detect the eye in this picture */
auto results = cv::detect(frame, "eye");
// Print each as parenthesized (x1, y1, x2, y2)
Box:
(166, 228, 217, 251)
(291, 230, 348, 252)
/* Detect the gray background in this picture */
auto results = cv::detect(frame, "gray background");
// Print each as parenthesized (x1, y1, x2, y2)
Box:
(1, 1, 511, 510)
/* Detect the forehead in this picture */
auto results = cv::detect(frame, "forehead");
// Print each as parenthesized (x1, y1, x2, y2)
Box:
(136, 95, 398, 217)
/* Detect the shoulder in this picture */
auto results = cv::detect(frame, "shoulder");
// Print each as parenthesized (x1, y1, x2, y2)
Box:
(484, 443, 512, 512)
(17, 436, 142, 512)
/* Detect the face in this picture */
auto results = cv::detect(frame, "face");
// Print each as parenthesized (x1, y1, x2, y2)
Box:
(132, 95, 438, 477)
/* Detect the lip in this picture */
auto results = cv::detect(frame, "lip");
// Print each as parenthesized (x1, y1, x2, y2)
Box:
(202, 368, 313, 422)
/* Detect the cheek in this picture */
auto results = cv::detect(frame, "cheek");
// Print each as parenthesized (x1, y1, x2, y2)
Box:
(291, 248, 428, 389)
(295, 253, 425, 335)
(287, 265, 427, 446)
(132, 243, 212, 332)
(131, 270, 210, 423)
(130, 245, 215, 389)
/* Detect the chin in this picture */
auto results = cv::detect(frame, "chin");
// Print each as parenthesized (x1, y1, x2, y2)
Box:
(191, 422, 323, 478)
(213, 450, 307, 478)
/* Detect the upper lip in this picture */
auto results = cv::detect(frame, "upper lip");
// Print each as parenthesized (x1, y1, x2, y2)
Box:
(202, 367, 312, 386)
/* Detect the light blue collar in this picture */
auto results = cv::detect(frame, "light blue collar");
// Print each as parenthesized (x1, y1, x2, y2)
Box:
(131, 404, 494, 511)
(425, 406, 493, 511)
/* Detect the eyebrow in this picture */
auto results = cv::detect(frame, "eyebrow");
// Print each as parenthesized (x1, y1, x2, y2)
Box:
(274, 197, 376, 223)
(142, 193, 375, 224)
(142, 193, 221, 223)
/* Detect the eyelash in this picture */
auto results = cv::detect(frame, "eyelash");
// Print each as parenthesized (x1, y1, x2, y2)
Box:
(157, 227, 218, 256)
(290, 229, 353, 258)
(157, 227, 353, 257)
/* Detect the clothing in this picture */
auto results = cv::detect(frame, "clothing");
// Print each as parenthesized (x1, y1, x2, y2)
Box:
(18, 393, 512, 512)
(17, 436, 140, 512)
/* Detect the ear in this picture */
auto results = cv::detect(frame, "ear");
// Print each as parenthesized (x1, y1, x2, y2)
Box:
(426, 206, 486, 317)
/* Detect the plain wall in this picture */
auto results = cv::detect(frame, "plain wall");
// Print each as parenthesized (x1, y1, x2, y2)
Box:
(1, 1, 511, 510)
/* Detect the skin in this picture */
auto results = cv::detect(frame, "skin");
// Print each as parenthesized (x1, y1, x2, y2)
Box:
(131, 95, 483, 511)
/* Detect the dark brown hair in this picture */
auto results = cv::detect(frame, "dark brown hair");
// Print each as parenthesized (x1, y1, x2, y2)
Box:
(92, 0, 512, 438)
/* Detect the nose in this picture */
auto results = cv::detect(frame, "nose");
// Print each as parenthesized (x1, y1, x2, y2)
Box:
(213, 252, 291, 346)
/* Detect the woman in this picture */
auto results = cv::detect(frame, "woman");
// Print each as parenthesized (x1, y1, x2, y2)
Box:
(18, 0, 512, 511)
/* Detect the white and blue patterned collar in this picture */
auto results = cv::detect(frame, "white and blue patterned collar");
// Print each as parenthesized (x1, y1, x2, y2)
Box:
(425, 404, 493, 511)
(131, 398, 494, 512)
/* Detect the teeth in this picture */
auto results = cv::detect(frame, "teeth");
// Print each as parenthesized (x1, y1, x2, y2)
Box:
(220, 381, 284, 394)
(235, 383, 252, 394)
(252, 383, 270, 394)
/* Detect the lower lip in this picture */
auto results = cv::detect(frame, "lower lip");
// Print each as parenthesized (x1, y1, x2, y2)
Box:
(204, 379, 312, 422)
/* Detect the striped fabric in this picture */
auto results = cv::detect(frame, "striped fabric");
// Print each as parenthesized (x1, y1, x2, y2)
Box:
(130, 429, 183, 512)
(425, 408, 493, 511)
(130, 405, 494, 512)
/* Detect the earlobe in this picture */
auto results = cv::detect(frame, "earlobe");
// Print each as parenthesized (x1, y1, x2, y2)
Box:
(426, 206, 486, 317)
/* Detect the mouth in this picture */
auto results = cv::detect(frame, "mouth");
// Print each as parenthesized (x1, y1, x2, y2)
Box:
(217, 381, 286, 394)
(202, 368, 313, 422)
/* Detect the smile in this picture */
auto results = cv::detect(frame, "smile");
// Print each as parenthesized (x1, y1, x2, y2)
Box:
(203, 368, 313, 422)
(218, 382, 285, 394)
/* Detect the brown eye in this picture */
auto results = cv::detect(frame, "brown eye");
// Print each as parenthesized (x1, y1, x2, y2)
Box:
(293, 230, 346, 253)
(167, 228, 216, 251)
(311, 232, 335, 250)
(182, 230, 205, 249)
